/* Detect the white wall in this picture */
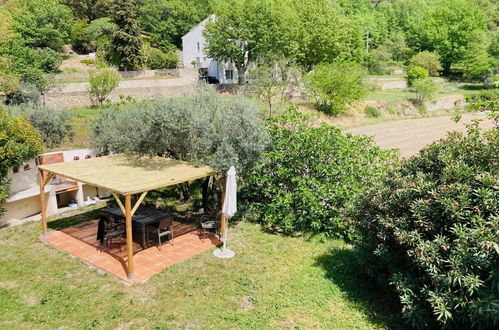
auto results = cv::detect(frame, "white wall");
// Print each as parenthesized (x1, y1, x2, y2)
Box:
(182, 16, 212, 69)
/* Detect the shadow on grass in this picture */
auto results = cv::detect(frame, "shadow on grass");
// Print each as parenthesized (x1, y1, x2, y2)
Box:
(314, 248, 405, 329)
(47, 208, 103, 231)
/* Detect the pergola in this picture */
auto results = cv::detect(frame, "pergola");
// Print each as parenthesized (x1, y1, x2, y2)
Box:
(38, 154, 215, 281)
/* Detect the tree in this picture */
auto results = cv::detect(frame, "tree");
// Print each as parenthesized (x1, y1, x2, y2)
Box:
(109, 0, 143, 70)
(92, 86, 269, 175)
(0, 106, 43, 217)
(423, 0, 488, 72)
(289, 0, 364, 68)
(138, 0, 214, 52)
(247, 60, 301, 116)
(304, 62, 366, 116)
(88, 67, 121, 106)
(11, 105, 74, 148)
(409, 51, 443, 76)
(406, 66, 429, 87)
(62, 0, 112, 22)
(459, 30, 497, 83)
(412, 78, 437, 105)
(12, 0, 74, 51)
(204, 0, 297, 84)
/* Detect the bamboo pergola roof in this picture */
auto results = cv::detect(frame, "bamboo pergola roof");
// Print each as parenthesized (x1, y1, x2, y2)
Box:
(38, 154, 214, 195)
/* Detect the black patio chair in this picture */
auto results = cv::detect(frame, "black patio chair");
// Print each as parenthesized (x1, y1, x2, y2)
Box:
(198, 211, 221, 242)
(101, 216, 125, 251)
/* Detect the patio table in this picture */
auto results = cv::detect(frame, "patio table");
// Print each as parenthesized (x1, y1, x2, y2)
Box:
(102, 206, 171, 249)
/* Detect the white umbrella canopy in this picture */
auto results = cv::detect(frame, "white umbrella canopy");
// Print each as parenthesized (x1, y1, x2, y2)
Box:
(214, 166, 237, 259)
(222, 166, 237, 218)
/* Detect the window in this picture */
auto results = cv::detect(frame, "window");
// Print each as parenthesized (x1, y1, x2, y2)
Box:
(197, 42, 200, 52)
(225, 70, 234, 80)
(196, 57, 200, 65)
(73, 156, 80, 161)
(23, 164, 31, 171)
(85, 155, 92, 159)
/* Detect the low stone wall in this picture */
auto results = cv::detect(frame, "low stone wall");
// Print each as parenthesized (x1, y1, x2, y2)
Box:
(45, 85, 196, 109)
(54, 68, 180, 81)
(368, 78, 407, 90)
(425, 95, 466, 111)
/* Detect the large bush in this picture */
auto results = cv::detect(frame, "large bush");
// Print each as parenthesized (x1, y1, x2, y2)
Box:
(145, 47, 178, 70)
(241, 107, 395, 239)
(409, 51, 443, 77)
(305, 62, 366, 116)
(406, 66, 429, 87)
(92, 86, 268, 174)
(351, 124, 499, 329)
(11, 105, 74, 148)
(88, 67, 121, 106)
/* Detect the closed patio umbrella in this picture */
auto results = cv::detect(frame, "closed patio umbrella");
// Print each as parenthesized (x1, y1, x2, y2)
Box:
(214, 166, 237, 259)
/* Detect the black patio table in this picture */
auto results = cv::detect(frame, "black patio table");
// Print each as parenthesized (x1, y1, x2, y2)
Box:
(102, 206, 171, 249)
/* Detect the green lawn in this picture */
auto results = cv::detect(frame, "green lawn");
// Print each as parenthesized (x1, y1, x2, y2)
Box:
(0, 208, 400, 329)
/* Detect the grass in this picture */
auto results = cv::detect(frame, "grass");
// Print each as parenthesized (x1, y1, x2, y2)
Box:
(0, 208, 401, 329)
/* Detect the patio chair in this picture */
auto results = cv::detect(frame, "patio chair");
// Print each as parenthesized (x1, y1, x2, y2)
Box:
(102, 216, 125, 251)
(199, 211, 220, 242)
(154, 217, 174, 250)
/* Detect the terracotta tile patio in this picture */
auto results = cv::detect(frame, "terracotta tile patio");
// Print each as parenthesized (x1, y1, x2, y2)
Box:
(42, 219, 221, 284)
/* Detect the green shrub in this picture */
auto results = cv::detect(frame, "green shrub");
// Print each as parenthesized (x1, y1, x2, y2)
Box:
(406, 66, 429, 87)
(350, 124, 499, 329)
(146, 48, 178, 69)
(305, 62, 366, 116)
(71, 20, 91, 53)
(409, 51, 443, 77)
(5, 82, 41, 105)
(412, 78, 437, 106)
(11, 105, 74, 148)
(241, 107, 395, 239)
(364, 106, 381, 118)
(88, 67, 121, 106)
(366, 48, 393, 75)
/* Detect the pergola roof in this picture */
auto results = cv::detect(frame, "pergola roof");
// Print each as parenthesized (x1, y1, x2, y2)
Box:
(38, 154, 214, 195)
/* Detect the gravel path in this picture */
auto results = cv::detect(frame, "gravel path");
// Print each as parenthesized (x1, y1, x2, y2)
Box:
(346, 113, 494, 157)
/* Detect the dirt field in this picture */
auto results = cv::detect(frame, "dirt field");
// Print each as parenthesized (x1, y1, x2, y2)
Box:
(346, 113, 495, 157)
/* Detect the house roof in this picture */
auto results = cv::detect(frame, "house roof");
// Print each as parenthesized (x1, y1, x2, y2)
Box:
(181, 14, 216, 39)
(38, 154, 214, 195)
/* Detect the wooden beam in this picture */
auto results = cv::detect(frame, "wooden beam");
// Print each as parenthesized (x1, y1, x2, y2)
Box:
(131, 191, 147, 217)
(38, 170, 53, 236)
(125, 194, 134, 281)
(111, 193, 126, 215)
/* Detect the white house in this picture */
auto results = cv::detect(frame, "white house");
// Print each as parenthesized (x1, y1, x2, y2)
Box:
(181, 15, 239, 84)
(1, 149, 110, 226)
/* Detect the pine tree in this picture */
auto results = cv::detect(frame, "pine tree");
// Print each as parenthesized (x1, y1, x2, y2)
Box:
(110, 0, 143, 70)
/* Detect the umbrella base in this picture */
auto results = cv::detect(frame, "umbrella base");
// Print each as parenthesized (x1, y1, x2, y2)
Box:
(213, 248, 235, 259)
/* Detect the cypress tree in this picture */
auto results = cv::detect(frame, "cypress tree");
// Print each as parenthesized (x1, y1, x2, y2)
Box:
(110, 0, 143, 70)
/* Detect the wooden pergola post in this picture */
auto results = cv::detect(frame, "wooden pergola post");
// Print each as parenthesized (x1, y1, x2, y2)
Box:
(38, 169, 53, 237)
(125, 194, 134, 281)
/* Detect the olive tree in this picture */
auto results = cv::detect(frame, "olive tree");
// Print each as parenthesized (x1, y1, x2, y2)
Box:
(92, 85, 269, 205)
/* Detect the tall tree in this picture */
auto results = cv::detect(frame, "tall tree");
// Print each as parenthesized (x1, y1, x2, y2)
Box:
(138, 0, 213, 52)
(423, 0, 489, 72)
(61, 0, 112, 22)
(109, 0, 143, 70)
(204, 0, 297, 84)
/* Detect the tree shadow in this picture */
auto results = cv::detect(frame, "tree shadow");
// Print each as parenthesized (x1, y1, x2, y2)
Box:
(313, 248, 406, 329)
(48, 208, 103, 230)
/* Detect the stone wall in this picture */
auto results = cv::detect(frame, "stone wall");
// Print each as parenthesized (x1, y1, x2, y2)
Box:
(54, 68, 180, 82)
(44, 85, 196, 109)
